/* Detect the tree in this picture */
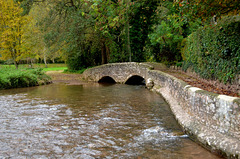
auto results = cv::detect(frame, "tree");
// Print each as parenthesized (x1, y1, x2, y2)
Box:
(129, 0, 158, 62)
(176, 0, 240, 22)
(26, 2, 54, 67)
(124, 0, 132, 62)
(0, 0, 30, 69)
(89, 0, 132, 63)
(146, 1, 183, 64)
(16, 0, 179, 69)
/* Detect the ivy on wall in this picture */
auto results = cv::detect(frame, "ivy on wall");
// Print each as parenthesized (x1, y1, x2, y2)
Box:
(182, 16, 240, 84)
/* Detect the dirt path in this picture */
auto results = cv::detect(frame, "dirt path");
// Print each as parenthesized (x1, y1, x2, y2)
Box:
(46, 71, 87, 85)
(146, 63, 239, 97)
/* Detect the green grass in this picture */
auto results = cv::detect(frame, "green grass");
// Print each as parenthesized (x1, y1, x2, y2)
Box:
(0, 63, 67, 72)
(63, 68, 87, 74)
(0, 63, 69, 89)
(0, 63, 67, 69)
(0, 67, 51, 89)
(42, 67, 67, 71)
(33, 63, 67, 68)
(0, 63, 88, 75)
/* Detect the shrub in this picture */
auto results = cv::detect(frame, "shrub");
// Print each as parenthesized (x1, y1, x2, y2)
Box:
(182, 16, 240, 84)
(0, 68, 51, 89)
(0, 60, 5, 64)
(63, 68, 87, 74)
(0, 74, 10, 89)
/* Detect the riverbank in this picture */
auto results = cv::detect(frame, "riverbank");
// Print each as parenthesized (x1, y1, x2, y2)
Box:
(46, 71, 87, 85)
(0, 68, 51, 89)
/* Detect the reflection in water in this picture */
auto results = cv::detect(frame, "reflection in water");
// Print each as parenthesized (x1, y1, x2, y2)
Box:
(0, 83, 222, 158)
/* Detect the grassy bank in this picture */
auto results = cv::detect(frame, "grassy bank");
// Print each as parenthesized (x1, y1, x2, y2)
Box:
(0, 68, 51, 89)
(0, 63, 67, 70)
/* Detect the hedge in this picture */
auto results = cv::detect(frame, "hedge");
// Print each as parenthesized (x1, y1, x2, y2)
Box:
(181, 16, 240, 84)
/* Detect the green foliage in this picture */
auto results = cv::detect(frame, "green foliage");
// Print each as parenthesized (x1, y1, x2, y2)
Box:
(14, 0, 169, 68)
(0, 68, 51, 89)
(129, 0, 158, 62)
(147, 3, 183, 64)
(33, 63, 67, 68)
(182, 16, 240, 84)
(67, 51, 90, 71)
(16, 0, 33, 15)
(177, 0, 240, 22)
(11, 0, 239, 80)
(0, 59, 4, 64)
(0, 74, 10, 89)
(176, 62, 183, 67)
(40, 1, 106, 70)
(63, 68, 87, 74)
(146, 0, 202, 65)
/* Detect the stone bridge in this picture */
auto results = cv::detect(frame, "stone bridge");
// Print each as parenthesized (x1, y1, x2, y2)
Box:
(82, 62, 153, 84)
(82, 62, 240, 158)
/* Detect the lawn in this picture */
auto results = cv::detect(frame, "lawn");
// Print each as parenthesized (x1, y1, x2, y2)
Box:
(42, 67, 67, 71)
(0, 63, 67, 71)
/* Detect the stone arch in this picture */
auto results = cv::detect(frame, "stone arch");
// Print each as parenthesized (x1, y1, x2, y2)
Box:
(125, 75, 145, 85)
(98, 76, 116, 83)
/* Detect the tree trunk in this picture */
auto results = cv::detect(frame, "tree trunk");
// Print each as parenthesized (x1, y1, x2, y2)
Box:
(30, 59, 33, 68)
(106, 45, 110, 60)
(211, 15, 217, 25)
(126, 21, 131, 62)
(101, 42, 108, 64)
(44, 54, 48, 68)
(43, 48, 48, 68)
(14, 61, 19, 69)
(125, 0, 132, 62)
(13, 48, 19, 69)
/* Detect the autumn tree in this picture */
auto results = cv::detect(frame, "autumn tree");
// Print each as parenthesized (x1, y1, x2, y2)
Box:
(25, 2, 52, 68)
(176, 0, 240, 22)
(0, 0, 30, 69)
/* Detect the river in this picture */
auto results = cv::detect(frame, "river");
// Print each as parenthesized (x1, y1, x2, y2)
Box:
(0, 83, 222, 158)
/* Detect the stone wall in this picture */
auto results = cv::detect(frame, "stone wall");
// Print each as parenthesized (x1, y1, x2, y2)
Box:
(148, 70, 240, 158)
(82, 62, 240, 158)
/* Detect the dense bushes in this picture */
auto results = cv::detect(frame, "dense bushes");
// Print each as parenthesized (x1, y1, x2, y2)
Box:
(0, 68, 51, 89)
(0, 60, 4, 64)
(182, 16, 240, 84)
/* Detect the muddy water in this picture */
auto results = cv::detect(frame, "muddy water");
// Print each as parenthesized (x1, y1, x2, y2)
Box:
(0, 83, 222, 159)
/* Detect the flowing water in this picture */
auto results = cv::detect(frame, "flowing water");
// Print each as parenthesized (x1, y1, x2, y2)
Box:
(0, 83, 222, 159)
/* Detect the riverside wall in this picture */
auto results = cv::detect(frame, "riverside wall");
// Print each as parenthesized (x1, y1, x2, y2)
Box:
(83, 63, 240, 158)
(148, 70, 240, 158)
